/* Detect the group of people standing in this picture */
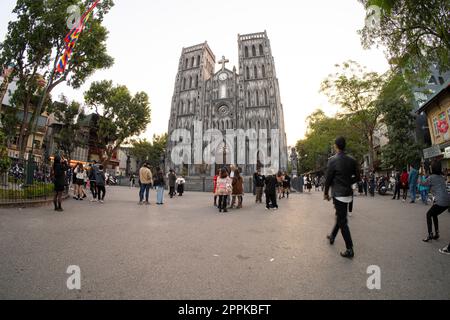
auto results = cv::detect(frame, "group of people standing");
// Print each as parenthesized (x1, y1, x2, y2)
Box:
(51, 156, 107, 212)
(137, 163, 186, 206)
(212, 166, 292, 213)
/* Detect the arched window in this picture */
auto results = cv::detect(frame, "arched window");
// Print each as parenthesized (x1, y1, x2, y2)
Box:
(192, 98, 196, 113)
(185, 58, 188, 69)
(255, 90, 259, 106)
(259, 44, 263, 56)
(196, 55, 200, 66)
(257, 120, 261, 132)
(252, 45, 256, 56)
(262, 65, 266, 78)
(244, 46, 249, 58)
(183, 78, 186, 90)
(267, 120, 270, 131)
(247, 91, 251, 106)
(189, 76, 192, 88)
(179, 101, 183, 113)
(195, 75, 198, 88)
(191, 57, 194, 68)
(187, 100, 191, 114)
(254, 66, 258, 79)
(246, 66, 250, 79)
(264, 90, 268, 105)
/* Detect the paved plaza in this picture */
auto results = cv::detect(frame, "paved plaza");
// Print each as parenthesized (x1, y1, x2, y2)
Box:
(0, 187, 449, 300)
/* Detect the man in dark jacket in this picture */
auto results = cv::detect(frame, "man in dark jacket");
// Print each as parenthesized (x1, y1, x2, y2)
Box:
(264, 169, 278, 210)
(324, 137, 360, 259)
(254, 169, 265, 203)
(168, 169, 176, 198)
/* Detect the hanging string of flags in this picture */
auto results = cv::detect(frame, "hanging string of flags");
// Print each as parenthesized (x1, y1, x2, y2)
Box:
(56, 0, 101, 74)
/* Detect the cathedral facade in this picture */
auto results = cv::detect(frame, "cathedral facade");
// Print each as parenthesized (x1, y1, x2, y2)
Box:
(166, 31, 288, 176)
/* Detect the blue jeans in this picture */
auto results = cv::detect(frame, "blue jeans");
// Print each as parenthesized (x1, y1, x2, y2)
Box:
(139, 184, 151, 202)
(156, 186, 164, 204)
(420, 189, 429, 204)
(410, 184, 417, 202)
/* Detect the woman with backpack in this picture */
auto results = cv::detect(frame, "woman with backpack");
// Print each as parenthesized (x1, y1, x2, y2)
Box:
(215, 168, 232, 213)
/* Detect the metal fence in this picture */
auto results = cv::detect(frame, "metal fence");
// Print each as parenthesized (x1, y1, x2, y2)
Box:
(0, 160, 58, 204)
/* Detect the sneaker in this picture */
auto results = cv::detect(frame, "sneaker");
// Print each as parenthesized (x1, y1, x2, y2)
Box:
(272, 207, 279, 211)
(91, 199, 98, 202)
(439, 247, 450, 255)
(266, 207, 271, 210)
(100, 200, 104, 204)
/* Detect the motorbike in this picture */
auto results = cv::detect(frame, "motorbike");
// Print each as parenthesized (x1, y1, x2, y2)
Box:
(377, 178, 388, 196)
(107, 175, 118, 186)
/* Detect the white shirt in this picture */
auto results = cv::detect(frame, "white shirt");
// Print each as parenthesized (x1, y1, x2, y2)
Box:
(335, 196, 353, 203)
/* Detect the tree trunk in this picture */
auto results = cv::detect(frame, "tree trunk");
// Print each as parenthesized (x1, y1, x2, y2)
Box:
(368, 133, 375, 171)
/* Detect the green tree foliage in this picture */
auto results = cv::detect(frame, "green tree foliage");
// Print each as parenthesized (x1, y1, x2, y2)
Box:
(295, 110, 367, 173)
(47, 96, 86, 161)
(130, 134, 168, 170)
(0, 130, 11, 174)
(0, 0, 115, 159)
(84, 80, 152, 166)
(358, 0, 450, 82)
(377, 72, 423, 170)
(320, 60, 385, 169)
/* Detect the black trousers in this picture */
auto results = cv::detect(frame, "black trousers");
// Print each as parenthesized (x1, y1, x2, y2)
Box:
(97, 185, 106, 200)
(265, 192, 278, 209)
(169, 186, 175, 198)
(393, 184, 400, 199)
(218, 195, 228, 210)
(331, 198, 354, 250)
(426, 204, 448, 234)
(90, 181, 97, 198)
(402, 187, 408, 200)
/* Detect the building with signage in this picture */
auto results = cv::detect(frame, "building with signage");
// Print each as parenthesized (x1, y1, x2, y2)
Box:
(417, 79, 450, 168)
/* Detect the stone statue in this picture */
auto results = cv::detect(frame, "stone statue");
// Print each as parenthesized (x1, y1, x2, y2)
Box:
(290, 147, 298, 176)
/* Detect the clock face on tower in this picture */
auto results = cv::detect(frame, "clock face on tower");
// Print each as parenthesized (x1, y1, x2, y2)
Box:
(218, 73, 228, 81)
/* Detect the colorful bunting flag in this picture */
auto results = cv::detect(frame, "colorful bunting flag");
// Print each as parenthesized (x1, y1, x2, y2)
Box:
(56, 0, 101, 73)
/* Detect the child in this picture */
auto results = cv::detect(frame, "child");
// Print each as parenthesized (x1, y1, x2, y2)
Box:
(215, 168, 232, 213)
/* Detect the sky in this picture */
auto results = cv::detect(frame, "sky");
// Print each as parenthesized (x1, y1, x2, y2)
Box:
(0, 0, 390, 146)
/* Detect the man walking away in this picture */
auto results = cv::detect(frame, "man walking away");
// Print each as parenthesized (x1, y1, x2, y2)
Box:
(168, 169, 176, 199)
(96, 165, 106, 203)
(154, 169, 166, 205)
(88, 164, 98, 202)
(254, 169, 265, 204)
(265, 169, 278, 211)
(139, 163, 153, 205)
(324, 137, 360, 259)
